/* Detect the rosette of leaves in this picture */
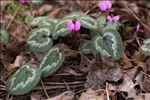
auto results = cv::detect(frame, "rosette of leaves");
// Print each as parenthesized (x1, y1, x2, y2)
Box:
(79, 40, 92, 54)
(27, 27, 53, 52)
(140, 38, 150, 56)
(29, 16, 58, 27)
(91, 29, 123, 60)
(6, 64, 41, 95)
(0, 28, 9, 44)
(38, 46, 65, 77)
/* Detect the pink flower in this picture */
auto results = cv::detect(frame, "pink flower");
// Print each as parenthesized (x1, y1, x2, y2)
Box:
(136, 24, 144, 33)
(99, 0, 112, 11)
(107, 15, 120, 23)
(19, 0, 28, 5)
(67, 20, 81, 32)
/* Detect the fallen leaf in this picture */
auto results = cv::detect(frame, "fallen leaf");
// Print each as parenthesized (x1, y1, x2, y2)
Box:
(79, 89, 104, 100)
(106, 67, 123, 84)
(31, 92, 44, 100)
(46, 91, 74, 100)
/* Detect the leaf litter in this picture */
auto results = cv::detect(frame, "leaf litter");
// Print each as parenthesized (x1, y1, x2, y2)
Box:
(0, 0, 150, 100)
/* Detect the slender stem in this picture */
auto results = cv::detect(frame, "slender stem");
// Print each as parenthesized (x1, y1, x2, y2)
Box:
(6, 5, 21, 30)
(40, 79, 49, 99)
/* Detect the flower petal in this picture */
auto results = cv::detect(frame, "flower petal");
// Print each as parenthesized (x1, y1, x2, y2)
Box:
(113, 15, 120, 23)
(107, 15, 113, 22)
(75, 20, 81, 31)
(99, 2, 107, 11)
(105, 0, 112, 9)
(67, 20, 75, 32)
(19, 0, 28, 5)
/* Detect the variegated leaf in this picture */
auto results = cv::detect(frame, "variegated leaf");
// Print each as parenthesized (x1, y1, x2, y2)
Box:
(140, 38, 150, 56)
(104, 22, 120, 31)
(79, 41, 92, 54)
(6, 64, 41, 95)
(91, 29, 123, 60)
(27, 27, 53, 52)
(64, 12, 84, 20)
(29, 16, 58, 27)
(78, 15, 98, 30)
(52, 19, 70, 39)
(38, 46, 65, 77)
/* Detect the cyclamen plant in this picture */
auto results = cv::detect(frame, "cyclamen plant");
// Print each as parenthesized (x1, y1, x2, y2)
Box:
(6, 0, 124, 96)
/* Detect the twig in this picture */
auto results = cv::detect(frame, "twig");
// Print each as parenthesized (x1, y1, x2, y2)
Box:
(106, 82, 110, 100)
(40, 79, 49, 99)
(6, 5, 21, 30)
(63, 79, 70, 91)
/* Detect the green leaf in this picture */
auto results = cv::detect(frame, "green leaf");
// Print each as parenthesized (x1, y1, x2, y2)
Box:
(25, 15, 34, 24)
(78, 15, 98, 30)
(38, 46, 65, 77)
(91, 29, 123, 60)
(79, 41, 92, 54)
(104, 22, 120, 31)
(27, 27, 53, 52)
(31, 0, 44, 5)
(6, 64, 41, 95)
(140, 38, 150, 56)
(64, 12, 84, 20)
(0, 28, 9, 44)
(29, 16, 58, 27)
(52, 19, 70, 39)
(96, 16, 106, 30)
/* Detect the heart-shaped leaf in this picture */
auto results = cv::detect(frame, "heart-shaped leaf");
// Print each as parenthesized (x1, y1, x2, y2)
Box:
(52, 19, 70, 39)
(38, 46, 65, 77)
(79, 40, 92, 54)
(0, 28, 9, 44)
(91, 29, 123, 60)
(27, 27, 53, 52)
(6, 64, 41, 95)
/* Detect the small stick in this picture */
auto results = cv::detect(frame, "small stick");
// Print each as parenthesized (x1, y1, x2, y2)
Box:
(6, 5, 21, 30)
(106, 82, 110, 100)
(40, 79, 49, 99)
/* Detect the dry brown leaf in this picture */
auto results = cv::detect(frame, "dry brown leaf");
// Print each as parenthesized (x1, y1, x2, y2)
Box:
(7, 55, 24, 71)
(106, 67, 123, 83)
(31, 92, 44, 100)
(13, 55, 24, 68)
(119, 74, 135, 92)
(79, 89, 104, 100)
(46, 91, 74, 100)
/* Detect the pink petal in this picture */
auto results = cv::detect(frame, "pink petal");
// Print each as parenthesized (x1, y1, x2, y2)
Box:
(75, 21, 81, 31)
(99, 2, 107, 11)
(105, 0, 112, 9)
(136, 24, 140, 32)
(113, 15, 120, 23)
(19, 0, 28, 5)
(107, 15, 113, 22)
(67, 20, 75, 32)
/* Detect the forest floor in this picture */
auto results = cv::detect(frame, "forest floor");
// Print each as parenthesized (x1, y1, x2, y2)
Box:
(0, 0, 150, 100)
